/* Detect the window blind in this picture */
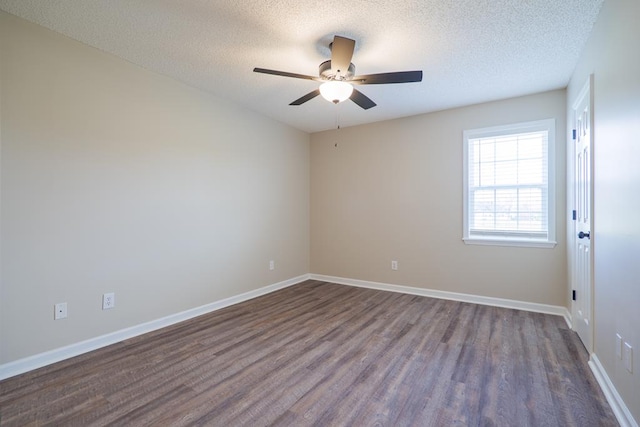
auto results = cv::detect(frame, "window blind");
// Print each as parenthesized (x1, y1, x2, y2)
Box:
(467, 130, 548, 239)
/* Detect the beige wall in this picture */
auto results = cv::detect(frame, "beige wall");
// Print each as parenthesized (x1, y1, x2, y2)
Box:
(6, 5, 636, 420)
(311, 90, 567, 306)
(0, 12, 310, 363)
(568, 0, 640, 421)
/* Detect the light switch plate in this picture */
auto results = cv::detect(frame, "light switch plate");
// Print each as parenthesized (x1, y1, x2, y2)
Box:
(616, 334, 623, 359)
(623, 342, 633, 373)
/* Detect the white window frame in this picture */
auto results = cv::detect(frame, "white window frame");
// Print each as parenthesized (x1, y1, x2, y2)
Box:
(463, 119, 556, 248)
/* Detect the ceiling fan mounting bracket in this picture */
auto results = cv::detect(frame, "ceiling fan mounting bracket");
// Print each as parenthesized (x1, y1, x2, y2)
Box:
(319, 60, 355, 80)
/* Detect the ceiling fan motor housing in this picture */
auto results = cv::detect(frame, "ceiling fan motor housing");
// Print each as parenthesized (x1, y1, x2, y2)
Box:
(319, 60, 355, 80)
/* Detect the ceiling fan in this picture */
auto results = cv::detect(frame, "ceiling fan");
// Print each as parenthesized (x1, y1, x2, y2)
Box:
(253, 35, 423, 110)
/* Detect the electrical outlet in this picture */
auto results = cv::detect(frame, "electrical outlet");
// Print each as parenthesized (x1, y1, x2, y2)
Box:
(391, 260, 398, 271)
(616, 334, 623, 359)
(54, 302, 68, 320)
(102, 292, 115, 310)
(623, 342, 633, 373)
(269, 260, 275, 271)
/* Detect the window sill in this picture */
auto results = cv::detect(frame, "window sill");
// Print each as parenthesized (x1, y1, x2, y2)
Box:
(463, 237, 557, 249)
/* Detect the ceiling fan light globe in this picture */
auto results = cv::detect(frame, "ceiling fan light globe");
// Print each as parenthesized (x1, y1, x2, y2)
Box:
(319, 81, 353, 104)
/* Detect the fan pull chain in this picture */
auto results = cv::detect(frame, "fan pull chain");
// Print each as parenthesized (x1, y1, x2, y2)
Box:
(334, 103, 341, 148)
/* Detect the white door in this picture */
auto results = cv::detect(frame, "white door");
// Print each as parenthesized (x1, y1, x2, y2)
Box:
(572, 76, 593, 352)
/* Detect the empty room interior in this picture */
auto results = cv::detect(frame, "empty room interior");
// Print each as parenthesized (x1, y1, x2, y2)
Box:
(0, 0, 639, 426)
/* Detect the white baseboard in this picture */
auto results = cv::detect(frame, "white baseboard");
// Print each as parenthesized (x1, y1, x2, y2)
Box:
(0, 274, 310, 381)
(312, 275, 640, 423)
(589, 354, 638, 427)
(4, 272, 632, 426)
(0, 273, 577, 382)
(310, 274, 570, 318)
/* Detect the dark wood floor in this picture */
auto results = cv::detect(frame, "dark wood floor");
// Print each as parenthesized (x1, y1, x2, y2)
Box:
(0, 280, 617, 426)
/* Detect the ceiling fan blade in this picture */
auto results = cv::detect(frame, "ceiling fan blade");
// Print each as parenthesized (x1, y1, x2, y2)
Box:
(253, 67, 320, 81)
(350, 89, 376, 110)
(331, 36, 356, 77)
(352, 70, 423, 85)
(289, 89, 321, 106)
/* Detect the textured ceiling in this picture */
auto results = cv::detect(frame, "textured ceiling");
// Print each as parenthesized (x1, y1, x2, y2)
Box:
(0, 0, 603, 133)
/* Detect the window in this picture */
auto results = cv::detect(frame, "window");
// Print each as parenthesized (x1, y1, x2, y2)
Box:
(463, 119, 556, 248)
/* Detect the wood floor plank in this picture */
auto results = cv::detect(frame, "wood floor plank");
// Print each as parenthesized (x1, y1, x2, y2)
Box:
(0, 280, 618, 426)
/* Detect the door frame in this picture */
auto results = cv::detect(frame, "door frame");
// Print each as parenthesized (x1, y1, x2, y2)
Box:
(569, 74, 594, 353)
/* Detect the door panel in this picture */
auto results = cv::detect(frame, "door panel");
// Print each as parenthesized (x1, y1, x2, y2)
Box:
(572, 77, 593, 352)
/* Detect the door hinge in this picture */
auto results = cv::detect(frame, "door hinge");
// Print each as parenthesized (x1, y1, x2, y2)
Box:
(572, 210, 577, 220)
(572, 290, 576, 301)
(572, 129, 577, 140)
